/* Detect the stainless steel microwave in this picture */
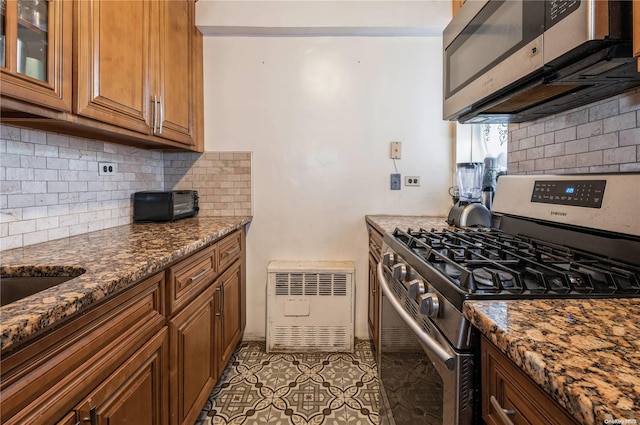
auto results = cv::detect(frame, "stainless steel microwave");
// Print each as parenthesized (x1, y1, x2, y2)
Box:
(443, 0, 640, 123)
(133, 190, 199, 222)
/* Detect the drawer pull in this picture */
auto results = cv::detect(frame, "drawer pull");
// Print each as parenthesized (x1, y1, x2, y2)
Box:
(190, 266, 212, 282)
(82, 400, 97, 425)
(223, 246, 240, 258)
(490, 395, 515, 425)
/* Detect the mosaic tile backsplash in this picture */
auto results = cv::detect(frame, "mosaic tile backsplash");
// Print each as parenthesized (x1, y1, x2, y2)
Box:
(0, 124, 252, 249)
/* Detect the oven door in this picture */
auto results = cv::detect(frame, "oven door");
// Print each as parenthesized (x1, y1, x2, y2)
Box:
(377, 263, 475, 425)
(443, 0, 545, 121)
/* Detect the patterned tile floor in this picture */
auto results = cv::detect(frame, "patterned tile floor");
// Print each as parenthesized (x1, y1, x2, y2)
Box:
(196, 340, 380, 425)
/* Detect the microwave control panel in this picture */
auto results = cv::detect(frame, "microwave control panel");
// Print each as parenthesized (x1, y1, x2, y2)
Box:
(531, 179, 606, 208)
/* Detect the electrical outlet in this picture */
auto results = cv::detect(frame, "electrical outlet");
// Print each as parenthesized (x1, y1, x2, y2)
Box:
(405, 176, 420, 186)
(390, 173, 401, 190)
(98, 162, 116, 176)
(390, 142, 402, 159)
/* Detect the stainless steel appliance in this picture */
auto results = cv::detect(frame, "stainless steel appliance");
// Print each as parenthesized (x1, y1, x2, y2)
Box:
(447, 163, 491, 228)
(377, 173, 640, 425)
(443, 0, 640, 124)
(133, 190, 199, 222)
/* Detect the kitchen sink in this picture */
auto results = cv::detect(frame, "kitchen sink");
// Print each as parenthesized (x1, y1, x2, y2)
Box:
(1, 269, 86, 307)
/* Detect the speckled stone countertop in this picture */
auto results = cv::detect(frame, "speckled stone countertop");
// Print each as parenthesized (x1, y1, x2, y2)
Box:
(366, 215, 639, 425)
(0, 216, 251, 353)
(465, 299, 640, 425)
(365, 215, 451, 234)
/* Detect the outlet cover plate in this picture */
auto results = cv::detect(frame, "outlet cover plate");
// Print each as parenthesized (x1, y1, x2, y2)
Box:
(405, 176, 420, 186)
(98, 162, 116, 176)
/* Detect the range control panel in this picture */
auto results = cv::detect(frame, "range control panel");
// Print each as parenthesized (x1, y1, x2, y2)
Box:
(531, 179, 606, 208)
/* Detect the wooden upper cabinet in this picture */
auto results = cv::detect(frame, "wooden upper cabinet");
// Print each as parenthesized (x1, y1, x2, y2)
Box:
(0, 0, 72, 111)
(75, 0, 153, 135)
(157, 0, 195, 146)
(75, 0, 197, 147)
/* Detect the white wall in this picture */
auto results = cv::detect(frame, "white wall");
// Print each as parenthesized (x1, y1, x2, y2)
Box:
(203, 35, 453, 340)
(197, 1, 451, 36)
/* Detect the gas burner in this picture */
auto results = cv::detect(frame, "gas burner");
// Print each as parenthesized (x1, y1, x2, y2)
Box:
(472, 267, 516, 290)
(388, 225, 640, 303)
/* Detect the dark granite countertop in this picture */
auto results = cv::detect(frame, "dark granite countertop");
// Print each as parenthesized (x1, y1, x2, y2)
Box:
(365, 214, 450, 234)
(365, 214, 640, 425)
(465, 299, 640, 425)
(0, 216, 251, 352)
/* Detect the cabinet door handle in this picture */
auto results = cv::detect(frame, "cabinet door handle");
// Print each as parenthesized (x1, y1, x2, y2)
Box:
(490, 395, 515, 425)
(220, 283, 225, 315)
(190, 266, 212, 282)
(82, 407, 97, 425)
(158, 96, 164, 134)
(216, 286, 223, 316)
(152, 95, 158, 135)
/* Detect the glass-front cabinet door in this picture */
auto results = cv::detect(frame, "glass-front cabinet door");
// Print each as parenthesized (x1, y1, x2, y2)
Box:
(0, 0, 71, 112)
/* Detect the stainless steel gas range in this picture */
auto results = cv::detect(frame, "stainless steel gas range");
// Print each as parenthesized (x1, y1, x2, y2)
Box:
(377, 174, 640, 425)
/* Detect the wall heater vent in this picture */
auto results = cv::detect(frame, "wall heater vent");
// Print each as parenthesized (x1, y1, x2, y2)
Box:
(267, 261, 354, 353)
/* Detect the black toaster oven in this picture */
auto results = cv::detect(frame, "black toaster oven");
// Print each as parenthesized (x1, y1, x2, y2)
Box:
(133, 190, 199, 222)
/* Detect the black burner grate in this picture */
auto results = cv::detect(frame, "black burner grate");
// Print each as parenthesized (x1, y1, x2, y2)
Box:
(393, 227, 640, 297)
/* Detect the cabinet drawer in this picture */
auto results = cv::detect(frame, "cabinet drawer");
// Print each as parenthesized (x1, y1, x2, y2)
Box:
(166, 243, 217, 315)
(218, 230, 242, 273)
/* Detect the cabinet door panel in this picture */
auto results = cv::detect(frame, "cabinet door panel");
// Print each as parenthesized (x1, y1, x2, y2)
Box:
(76, 327, 169, 425)
(157, 0, 194, 145)
(75, 0, 152, 133)
(170, 283, 217, 425)
(219, 261, 242, 371)
(1, 0, 72, 111)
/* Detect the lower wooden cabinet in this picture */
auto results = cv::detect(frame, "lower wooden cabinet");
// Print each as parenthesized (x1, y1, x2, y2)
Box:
(169, 282, 218, 425)
(481, 335, 579, 425)
(366, 224, 382, 355)
(367, 253, 380, 353)
(74, 327, 169, 425)
(216, 260, 243, 374)
(0, 229, 246, 425)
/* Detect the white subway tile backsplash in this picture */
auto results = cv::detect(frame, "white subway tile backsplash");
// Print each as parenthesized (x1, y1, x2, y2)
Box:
(8, 194, 35, 208)
(603, 146, 636, 165)
(1, 124, 253, 249)
(620, 128, 640, 146)
(508, 89, 640, 174)
(588, 133, 618, 151)
(554, 127, 576, 143)
(603, 112, 636, 134)
(576, 151, 603, 167)
(509, 89, 639, 175)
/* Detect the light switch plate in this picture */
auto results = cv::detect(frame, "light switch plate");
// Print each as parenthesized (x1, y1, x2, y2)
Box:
(390, 173, 401, 190)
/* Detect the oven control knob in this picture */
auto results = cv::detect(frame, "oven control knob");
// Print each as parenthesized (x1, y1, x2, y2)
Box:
(392, 263, 407, 281)
(419, 293, 441, 317)
(408, 279, 426, 299)
(382, 252, 395, 267)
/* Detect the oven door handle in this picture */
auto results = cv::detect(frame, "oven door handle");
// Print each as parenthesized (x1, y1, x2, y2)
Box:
(377, 262, 456, 371)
